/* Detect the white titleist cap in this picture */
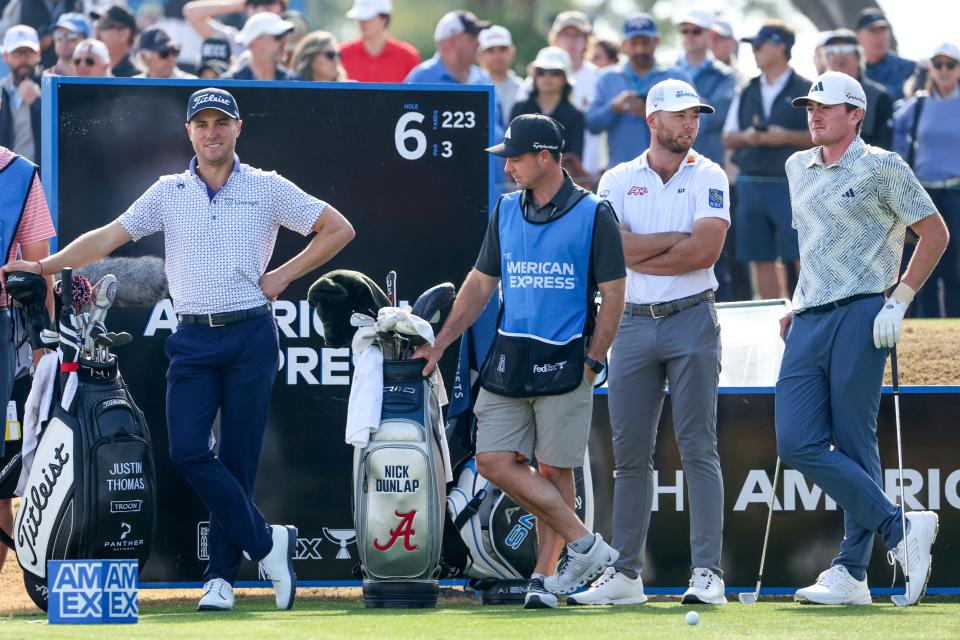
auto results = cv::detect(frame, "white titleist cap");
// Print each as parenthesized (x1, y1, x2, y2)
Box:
(792, 71, 867, 110)
(646, 78, 715, 117)
(478, 25, 512, 52)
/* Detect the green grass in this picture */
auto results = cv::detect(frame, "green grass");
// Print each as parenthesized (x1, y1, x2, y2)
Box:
(2, 597, 959, 640)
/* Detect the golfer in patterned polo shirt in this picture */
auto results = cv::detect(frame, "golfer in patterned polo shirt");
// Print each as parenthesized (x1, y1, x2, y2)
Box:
(776, 72, 948, 607)
(1, 88, 356, 612)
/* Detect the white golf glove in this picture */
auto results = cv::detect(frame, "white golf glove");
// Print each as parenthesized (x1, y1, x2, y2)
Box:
(873, 283, 915, 349)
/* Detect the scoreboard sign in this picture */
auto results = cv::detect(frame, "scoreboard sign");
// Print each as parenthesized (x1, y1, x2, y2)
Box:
(44, 77, 493, 584)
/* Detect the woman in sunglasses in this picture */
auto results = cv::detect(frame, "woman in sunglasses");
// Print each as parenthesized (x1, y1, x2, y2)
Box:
(133, 27, 197, 79)
(71, 39, 113, 77)
(290, 31, 348, 82)
(511, 46, 586, 178)
(893, 42, 960, 317)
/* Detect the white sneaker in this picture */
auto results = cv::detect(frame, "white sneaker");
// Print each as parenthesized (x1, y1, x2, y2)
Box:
(259, 524, 298, 610)
(523, 575, 558, 609)
(794, 565, 871, 605)
(567, 567, 647, 606)
(890, 510, 939, 606)
(682, 568, 727, 604)
(543, 534, 619, 595)
(197, 578, 234, 611)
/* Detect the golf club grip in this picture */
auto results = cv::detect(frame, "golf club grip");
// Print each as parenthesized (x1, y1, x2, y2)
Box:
(890, 346, 899, 393)
(61, 267, 73, 308)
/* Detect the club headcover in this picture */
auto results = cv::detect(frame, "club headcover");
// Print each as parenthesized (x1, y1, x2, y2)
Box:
(307, 269, 390, 348)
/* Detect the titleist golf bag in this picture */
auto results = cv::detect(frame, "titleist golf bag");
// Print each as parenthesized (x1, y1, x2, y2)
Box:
(353, 359, 447, 608)
(0, 269, 156, 611)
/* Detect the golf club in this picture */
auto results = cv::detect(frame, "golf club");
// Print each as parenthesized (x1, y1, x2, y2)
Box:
(739, 456, 781, 605)
(350, 312, 376, 328)
(889, 346, 912, 607)
(386, 270, 397, 307)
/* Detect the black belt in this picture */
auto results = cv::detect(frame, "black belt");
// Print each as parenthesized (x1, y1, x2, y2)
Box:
(624, 290, 714, 319)
(796, 293, 881, 316)
(177, 304, 271, 327)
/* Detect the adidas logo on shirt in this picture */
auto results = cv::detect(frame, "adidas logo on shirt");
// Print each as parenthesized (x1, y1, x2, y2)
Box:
(842, 188, 855, 198)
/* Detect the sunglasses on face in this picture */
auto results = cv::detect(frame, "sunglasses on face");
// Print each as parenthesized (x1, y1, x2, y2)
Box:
(157, 47, 181, 59)
(322, 50, 340, 60)
(824, 44, 858, 57)
(680, 28, 704, 36)
(933, 59, 958, 70)
(96, 20, 124, 31)
(73, 56, 98, 66)
(53, 31, 82, 43)
(535, 68, 565, 77)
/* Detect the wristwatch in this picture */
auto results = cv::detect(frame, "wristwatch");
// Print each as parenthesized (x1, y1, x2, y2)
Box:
(584, 355, 605, 375)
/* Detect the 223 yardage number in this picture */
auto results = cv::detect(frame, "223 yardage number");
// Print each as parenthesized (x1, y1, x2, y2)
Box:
(394, 110, 474, 161)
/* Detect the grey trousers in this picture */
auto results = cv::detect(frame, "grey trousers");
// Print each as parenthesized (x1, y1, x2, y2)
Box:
(607, 299, 723, 578)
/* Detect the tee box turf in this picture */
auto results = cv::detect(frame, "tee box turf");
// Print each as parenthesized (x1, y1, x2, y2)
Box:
(48, 559, 139, 624)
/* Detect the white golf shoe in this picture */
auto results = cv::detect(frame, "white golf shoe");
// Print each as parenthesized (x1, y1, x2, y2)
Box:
(566, 567, 648, 606)
(197, 578, 234, 611)
(543, 534, 619, 595)
(682, 568, 727, 604)
(794, 565, 871, 605)
(259, 524, 298, 610)
(889, 510, 939, 606)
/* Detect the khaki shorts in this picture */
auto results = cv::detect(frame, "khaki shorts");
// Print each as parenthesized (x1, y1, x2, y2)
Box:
(474, 375, 594, 469)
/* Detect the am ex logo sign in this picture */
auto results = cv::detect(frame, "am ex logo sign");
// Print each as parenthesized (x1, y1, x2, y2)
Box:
(48, 559, 139, 624)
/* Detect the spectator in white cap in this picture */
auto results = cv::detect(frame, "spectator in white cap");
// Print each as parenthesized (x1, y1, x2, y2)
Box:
(46, 12, 92, 76)
(546, 10, 601, 178)
(183, 0, 287, 55)
(779, 70, 947, 607)
(405, 10, 491, 85)
(0, 25, 42, 165)
(478, 25, 521, 117)
(70, 38, 112, 77)
(708, 17, 738, 72)
(222, 12, 298, 80)
(339, 0, 419, 83)
(511, 46, 585, 177)
(893, 43, 960, 317)
(674, 9, 735, 168)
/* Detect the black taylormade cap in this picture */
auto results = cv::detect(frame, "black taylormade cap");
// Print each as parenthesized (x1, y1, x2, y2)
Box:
(486, 114, 565, 158)
(187, 87, 240, 122)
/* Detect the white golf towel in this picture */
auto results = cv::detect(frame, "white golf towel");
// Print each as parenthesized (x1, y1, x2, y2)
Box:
(16, 352, 58, 496)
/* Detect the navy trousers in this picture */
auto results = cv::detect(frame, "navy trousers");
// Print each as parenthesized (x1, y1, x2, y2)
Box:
(775, 296, 903, 581)
(165, 313, 278, 584)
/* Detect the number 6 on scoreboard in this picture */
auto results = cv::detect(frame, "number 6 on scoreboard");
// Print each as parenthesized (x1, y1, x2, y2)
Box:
(395, 112, 427, 160)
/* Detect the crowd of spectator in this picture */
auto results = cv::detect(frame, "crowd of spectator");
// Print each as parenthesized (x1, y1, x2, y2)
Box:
(0, 2, 956, 313)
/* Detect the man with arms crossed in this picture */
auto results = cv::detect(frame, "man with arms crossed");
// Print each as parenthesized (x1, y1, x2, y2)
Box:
(415, 114, 625, 609)
(1, 88, 355, 611)
(573, 79, 729, 606)
(779, 72, 947, 606)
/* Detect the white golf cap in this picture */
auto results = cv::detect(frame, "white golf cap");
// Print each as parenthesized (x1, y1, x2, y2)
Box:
(646, 78, 715, 117)
(710, 17, 734, 39)
(2, 24, 40, 53)
(478, 25, 512, 52)
(675, 9, 714, 29)
(434, 10, 490, 43)
(932, 42, 960, 62)
(73, 38, 111, 64)
(792, 71, 867, 110)
(238, 12, 295, 45)
(532, 46, 572, 75)
(346, 0, 391, 21)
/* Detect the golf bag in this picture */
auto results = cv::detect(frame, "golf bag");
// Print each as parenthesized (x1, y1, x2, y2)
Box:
(0, 269, 156, 611)
(353, 359, 447, 608)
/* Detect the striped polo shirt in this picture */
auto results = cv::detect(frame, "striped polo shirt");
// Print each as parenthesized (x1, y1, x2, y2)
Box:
(118, 155, 327, 315)
(785, 137, 937, 312)
(0, 147, 56, 308)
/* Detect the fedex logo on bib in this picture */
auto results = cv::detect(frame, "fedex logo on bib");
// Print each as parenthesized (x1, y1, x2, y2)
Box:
(506, 261, 576, 290)
(48, 559, 138, 624)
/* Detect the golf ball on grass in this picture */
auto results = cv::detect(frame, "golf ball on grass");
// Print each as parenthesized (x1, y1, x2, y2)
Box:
(685, 611, 700, 625)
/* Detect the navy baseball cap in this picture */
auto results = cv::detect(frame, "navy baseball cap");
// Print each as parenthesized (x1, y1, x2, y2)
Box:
(138, 26, 177, 54)
(486, 114, 564, 157)
(624, 13, 657, 39)
(741, 24, 795, 50)
(855, 8, 889, 31)
(187, 88, 240, 122)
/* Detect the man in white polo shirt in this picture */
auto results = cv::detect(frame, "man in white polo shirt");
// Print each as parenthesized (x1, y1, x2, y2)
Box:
(571, 78, 729, 606)
(778, 71, 947, 607)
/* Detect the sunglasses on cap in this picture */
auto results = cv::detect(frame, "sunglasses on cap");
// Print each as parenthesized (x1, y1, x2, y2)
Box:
(824, 44, 858, 57)
(73, 56, 100, 66)
(53, 31, 82, 43)
(535, 68, 565, 77)
(933, 59, 959, 70)
(680, 27, 704, 36)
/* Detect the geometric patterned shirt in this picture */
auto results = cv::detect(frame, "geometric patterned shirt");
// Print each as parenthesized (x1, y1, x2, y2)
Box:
(118, 156, 326, 315)
(785, 137, 937, 312)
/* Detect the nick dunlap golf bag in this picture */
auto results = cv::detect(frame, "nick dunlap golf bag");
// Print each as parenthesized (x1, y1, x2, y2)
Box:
(0, 269, 156, 611)
(353, 358, 447, 608)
